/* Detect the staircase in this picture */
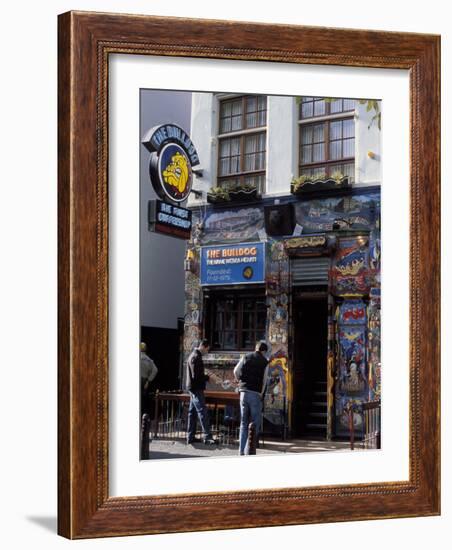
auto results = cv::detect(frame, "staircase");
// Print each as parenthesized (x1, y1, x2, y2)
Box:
(305, 380, 328, 435)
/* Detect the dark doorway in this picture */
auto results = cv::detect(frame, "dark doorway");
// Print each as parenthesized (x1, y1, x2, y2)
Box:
(292, 291, 328, 437)
(140, 323, 184, 392)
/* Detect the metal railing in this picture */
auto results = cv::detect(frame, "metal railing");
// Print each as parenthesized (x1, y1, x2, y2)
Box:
(361, 400, 381, 449)
(348, 400, 381, 450)
(152, 390, 241, 445)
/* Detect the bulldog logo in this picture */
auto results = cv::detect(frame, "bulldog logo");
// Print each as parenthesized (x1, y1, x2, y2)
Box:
(162, 151, 190, 194)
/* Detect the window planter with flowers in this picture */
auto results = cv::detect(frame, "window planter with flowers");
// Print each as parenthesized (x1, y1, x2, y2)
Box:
(290, 171, 350, 195)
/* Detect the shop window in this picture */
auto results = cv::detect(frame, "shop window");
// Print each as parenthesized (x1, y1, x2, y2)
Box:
(299, 97, 356, 181)
(217, 95, 267, 192)
(206, 290, 267, 351)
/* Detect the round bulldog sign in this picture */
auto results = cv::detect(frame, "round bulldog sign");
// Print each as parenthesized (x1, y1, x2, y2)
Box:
(142, 124, 200, 204)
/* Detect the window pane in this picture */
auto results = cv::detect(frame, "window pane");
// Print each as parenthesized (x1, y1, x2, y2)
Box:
(342, 163, 354, 179)
(220, 140, 230, 156)
(343, 138, 355, 158)
(230, 137, 241, 155)
(231, 99, 242, 116)
(329, 140, 342, 160)
(223, 332, 237, 350)
(219, 137, 241, 175)
(313, 143, 325, 162)
(314, 99, 326, 116)
(343, 118, 355, 138)
(225, 313, 235, 329)
(313, 123, 325, 143)
(245, 134, 258, 154)
(343, 99, 356, 111)
(301, 102, 313, 118)
(330, 120, 342, 140)
(219, 159, 228, 176)
(230, 156, 240, 174)
(256, 311, 266, 329)
(221, 102, 232, 117)
(301, 126, 313, 144)
(302, 145, 312, 164)
(246, 110, 257, 128)
(231, 115, 242, 131)
(312, 166, 327, 179)
(220, 117, 231, 133)
(243, 332, 254, 349)
(245, 95, 267, 128)
(247, 96, 257, 112)
(220, 99, 243, 134)
(330, 99, 342, 113)
(242, 312, 253, 329)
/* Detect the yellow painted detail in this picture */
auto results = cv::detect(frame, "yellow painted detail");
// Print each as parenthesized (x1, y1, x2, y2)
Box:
(162, 151, 189, 193)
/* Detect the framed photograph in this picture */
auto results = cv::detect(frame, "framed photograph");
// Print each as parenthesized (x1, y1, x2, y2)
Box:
(58, 11, 440, 538)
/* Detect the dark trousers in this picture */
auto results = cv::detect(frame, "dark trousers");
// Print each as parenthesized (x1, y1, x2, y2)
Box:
(187, 390, 212, 441)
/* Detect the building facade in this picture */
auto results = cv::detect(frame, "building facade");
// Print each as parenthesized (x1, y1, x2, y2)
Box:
(183, 93, 381, 439)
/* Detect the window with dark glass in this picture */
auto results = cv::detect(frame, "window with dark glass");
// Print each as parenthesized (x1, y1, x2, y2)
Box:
(299, 97, 356, 181)
(217, 95, 267, 192)
(206, 291, 267, 351)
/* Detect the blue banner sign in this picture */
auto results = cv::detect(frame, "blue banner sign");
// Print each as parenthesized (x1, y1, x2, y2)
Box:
(200, 242, 265, 286)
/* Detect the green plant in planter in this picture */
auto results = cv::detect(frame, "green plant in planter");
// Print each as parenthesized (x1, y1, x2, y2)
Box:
(208, 186, 230, 201)
(230, 182, 257, 193)
(291, 174, 311, 192)
(313, 172, 327, 181)
(330, 170, 346, 184)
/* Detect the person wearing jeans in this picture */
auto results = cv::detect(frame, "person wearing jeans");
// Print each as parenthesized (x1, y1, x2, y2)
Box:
(187, 389, 211, 443)
(185, 339, 216, 445)
(234, 341, 269, 455)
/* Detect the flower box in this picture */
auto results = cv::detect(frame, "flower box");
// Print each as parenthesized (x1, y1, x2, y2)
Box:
(291, 176, 350, 195)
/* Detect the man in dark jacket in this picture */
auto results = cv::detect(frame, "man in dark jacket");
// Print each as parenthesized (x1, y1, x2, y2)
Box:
(186, 339, 216, 445)
(234, 340, 269, 455)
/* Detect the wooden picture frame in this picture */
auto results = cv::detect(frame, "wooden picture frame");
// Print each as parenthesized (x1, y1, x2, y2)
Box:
(58, 11, 440, 539)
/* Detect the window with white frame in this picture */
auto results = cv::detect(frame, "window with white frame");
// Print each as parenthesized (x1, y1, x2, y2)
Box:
(299, 97, 356, 181)
(217, 95, 267, 192)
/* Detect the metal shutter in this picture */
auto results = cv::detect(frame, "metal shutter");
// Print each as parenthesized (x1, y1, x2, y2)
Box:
(291, 257, 330, 286)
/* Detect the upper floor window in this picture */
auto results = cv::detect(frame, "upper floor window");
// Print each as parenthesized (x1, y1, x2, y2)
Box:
(299, 97, 356, 181)
(217, 95, 267, 192)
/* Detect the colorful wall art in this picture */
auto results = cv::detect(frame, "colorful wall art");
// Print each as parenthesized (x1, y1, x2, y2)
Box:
(183, 189, 381, 437)
(335, 299, 368, 436)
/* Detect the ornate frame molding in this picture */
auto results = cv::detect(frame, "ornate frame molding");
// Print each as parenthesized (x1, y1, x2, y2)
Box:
(58, 11, 440, 538)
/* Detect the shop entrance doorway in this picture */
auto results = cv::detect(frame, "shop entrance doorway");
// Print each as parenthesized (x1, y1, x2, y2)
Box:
(292, 291, 328, 437)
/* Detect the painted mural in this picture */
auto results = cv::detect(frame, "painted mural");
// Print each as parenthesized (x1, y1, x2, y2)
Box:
(183, 246, 203, 366)
(332, 237, 371, 295)
(263, 239, 290, 430)
(294, 193, 379, 234)
(264, 352, 289, 428)
(335, 299, 368, 435)
(201, 207, 264, 244)
(183, 189, 381, 438)
(368, 287, 381, 401)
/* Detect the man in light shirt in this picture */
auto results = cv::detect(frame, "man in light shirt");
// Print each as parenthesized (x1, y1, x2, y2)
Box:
(234, 341, 269, 455)
(140, 342, 158, 415)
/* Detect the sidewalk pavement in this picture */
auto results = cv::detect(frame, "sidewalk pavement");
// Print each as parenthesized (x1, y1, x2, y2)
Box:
(146, 436, 363, 460)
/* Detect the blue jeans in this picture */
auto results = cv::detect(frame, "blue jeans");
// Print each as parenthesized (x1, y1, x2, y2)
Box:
(187, 390, 212, 441)
(239, 391, 262, 455)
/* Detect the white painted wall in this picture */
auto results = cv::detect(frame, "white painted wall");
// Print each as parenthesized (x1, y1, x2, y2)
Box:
(355, 101, 382, 184)
(266, 95, 298, 196)
(190, 93, 381, 196)
(188, 93, 216, 206)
